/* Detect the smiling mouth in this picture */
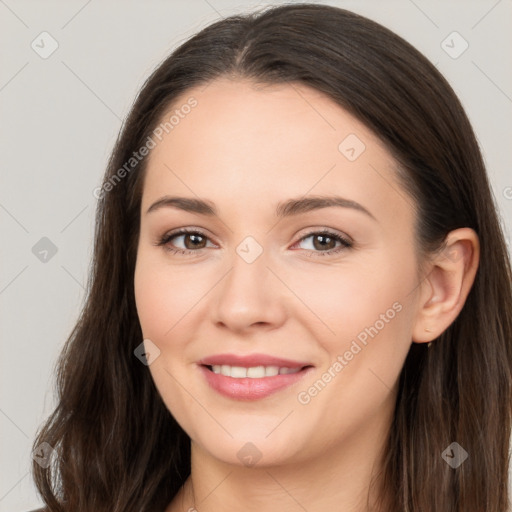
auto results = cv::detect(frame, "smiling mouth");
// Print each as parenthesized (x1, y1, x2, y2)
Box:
(199, 362, 314, 400)
(203, 364, 312, 378)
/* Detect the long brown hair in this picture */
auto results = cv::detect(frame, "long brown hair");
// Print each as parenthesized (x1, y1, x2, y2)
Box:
(32, 4, 512, 511)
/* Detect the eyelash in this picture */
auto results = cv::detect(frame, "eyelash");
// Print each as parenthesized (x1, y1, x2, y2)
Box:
(156, 227, 353, 258)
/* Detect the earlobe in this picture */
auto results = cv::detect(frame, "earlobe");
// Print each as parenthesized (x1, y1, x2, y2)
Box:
(411, 228, 480, 344)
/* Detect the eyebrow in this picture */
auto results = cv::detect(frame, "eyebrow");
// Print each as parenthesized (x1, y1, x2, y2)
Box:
(146, 194, 376, 221)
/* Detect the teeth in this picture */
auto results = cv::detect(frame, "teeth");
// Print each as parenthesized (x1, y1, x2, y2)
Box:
(247, 366, 266, 378)
(210, 365, 302, 378)
(265, 366, 279, 377)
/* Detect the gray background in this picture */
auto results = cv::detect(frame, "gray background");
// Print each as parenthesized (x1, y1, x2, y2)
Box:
(1, 0, 511, 510)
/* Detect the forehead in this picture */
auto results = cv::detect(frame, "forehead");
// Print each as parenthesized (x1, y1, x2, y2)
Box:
(141, 78, 411, 224)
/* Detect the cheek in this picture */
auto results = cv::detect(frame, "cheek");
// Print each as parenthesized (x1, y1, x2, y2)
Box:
(290, 265, 414, 432)
(282, 257, 413, 343)
(286, 252, 416, 406)
(134, 261, 168, 339)
(134, 253, 206, 340)
(134, 253, 200, 429)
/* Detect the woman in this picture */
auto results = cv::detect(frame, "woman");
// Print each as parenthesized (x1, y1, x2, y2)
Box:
(31, 3, 512, 511)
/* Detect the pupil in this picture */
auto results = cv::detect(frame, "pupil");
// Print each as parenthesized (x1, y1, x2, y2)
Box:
(314, 234, 334, 251)
(186, 234, 205, 249)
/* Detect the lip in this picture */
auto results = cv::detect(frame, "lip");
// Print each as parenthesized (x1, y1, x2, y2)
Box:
(197, 353, 314, 400)
(198, 353, 310, 368)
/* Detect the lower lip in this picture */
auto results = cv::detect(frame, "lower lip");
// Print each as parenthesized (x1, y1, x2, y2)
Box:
(199, 365, 313, 400)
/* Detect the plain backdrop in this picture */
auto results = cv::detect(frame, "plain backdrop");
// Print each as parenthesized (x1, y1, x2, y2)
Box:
(1, 0, 511, 510)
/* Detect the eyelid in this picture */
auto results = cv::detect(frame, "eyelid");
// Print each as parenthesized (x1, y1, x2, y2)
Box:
(158, 226, 217, 242)
(295, 226, 353, 244)
(156, 227, 217, 249)
(291, 228, 353, 256)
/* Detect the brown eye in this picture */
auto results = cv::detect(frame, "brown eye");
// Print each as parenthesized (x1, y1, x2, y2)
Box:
(181, 233, 207, 249)
(294, 229, 352, 257)
(157, 229, 214, 255)
(311, 233, 337, 251)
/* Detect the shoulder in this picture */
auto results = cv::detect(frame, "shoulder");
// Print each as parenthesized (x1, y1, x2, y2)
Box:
(27, 508, 47, 512)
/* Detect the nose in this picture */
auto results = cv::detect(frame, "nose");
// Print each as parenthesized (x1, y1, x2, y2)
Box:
(210, 246, 288, 333)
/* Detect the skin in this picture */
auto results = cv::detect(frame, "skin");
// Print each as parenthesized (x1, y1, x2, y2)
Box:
(133, 78, 479, 512)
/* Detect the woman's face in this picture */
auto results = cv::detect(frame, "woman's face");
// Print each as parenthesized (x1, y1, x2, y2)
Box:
(134, 78, 423, 467)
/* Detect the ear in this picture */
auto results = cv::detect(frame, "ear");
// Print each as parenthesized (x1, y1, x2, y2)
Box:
(412, 227, 480, 343)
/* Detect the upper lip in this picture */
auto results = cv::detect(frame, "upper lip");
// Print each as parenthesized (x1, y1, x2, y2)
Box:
(198, 353, 312, 368)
